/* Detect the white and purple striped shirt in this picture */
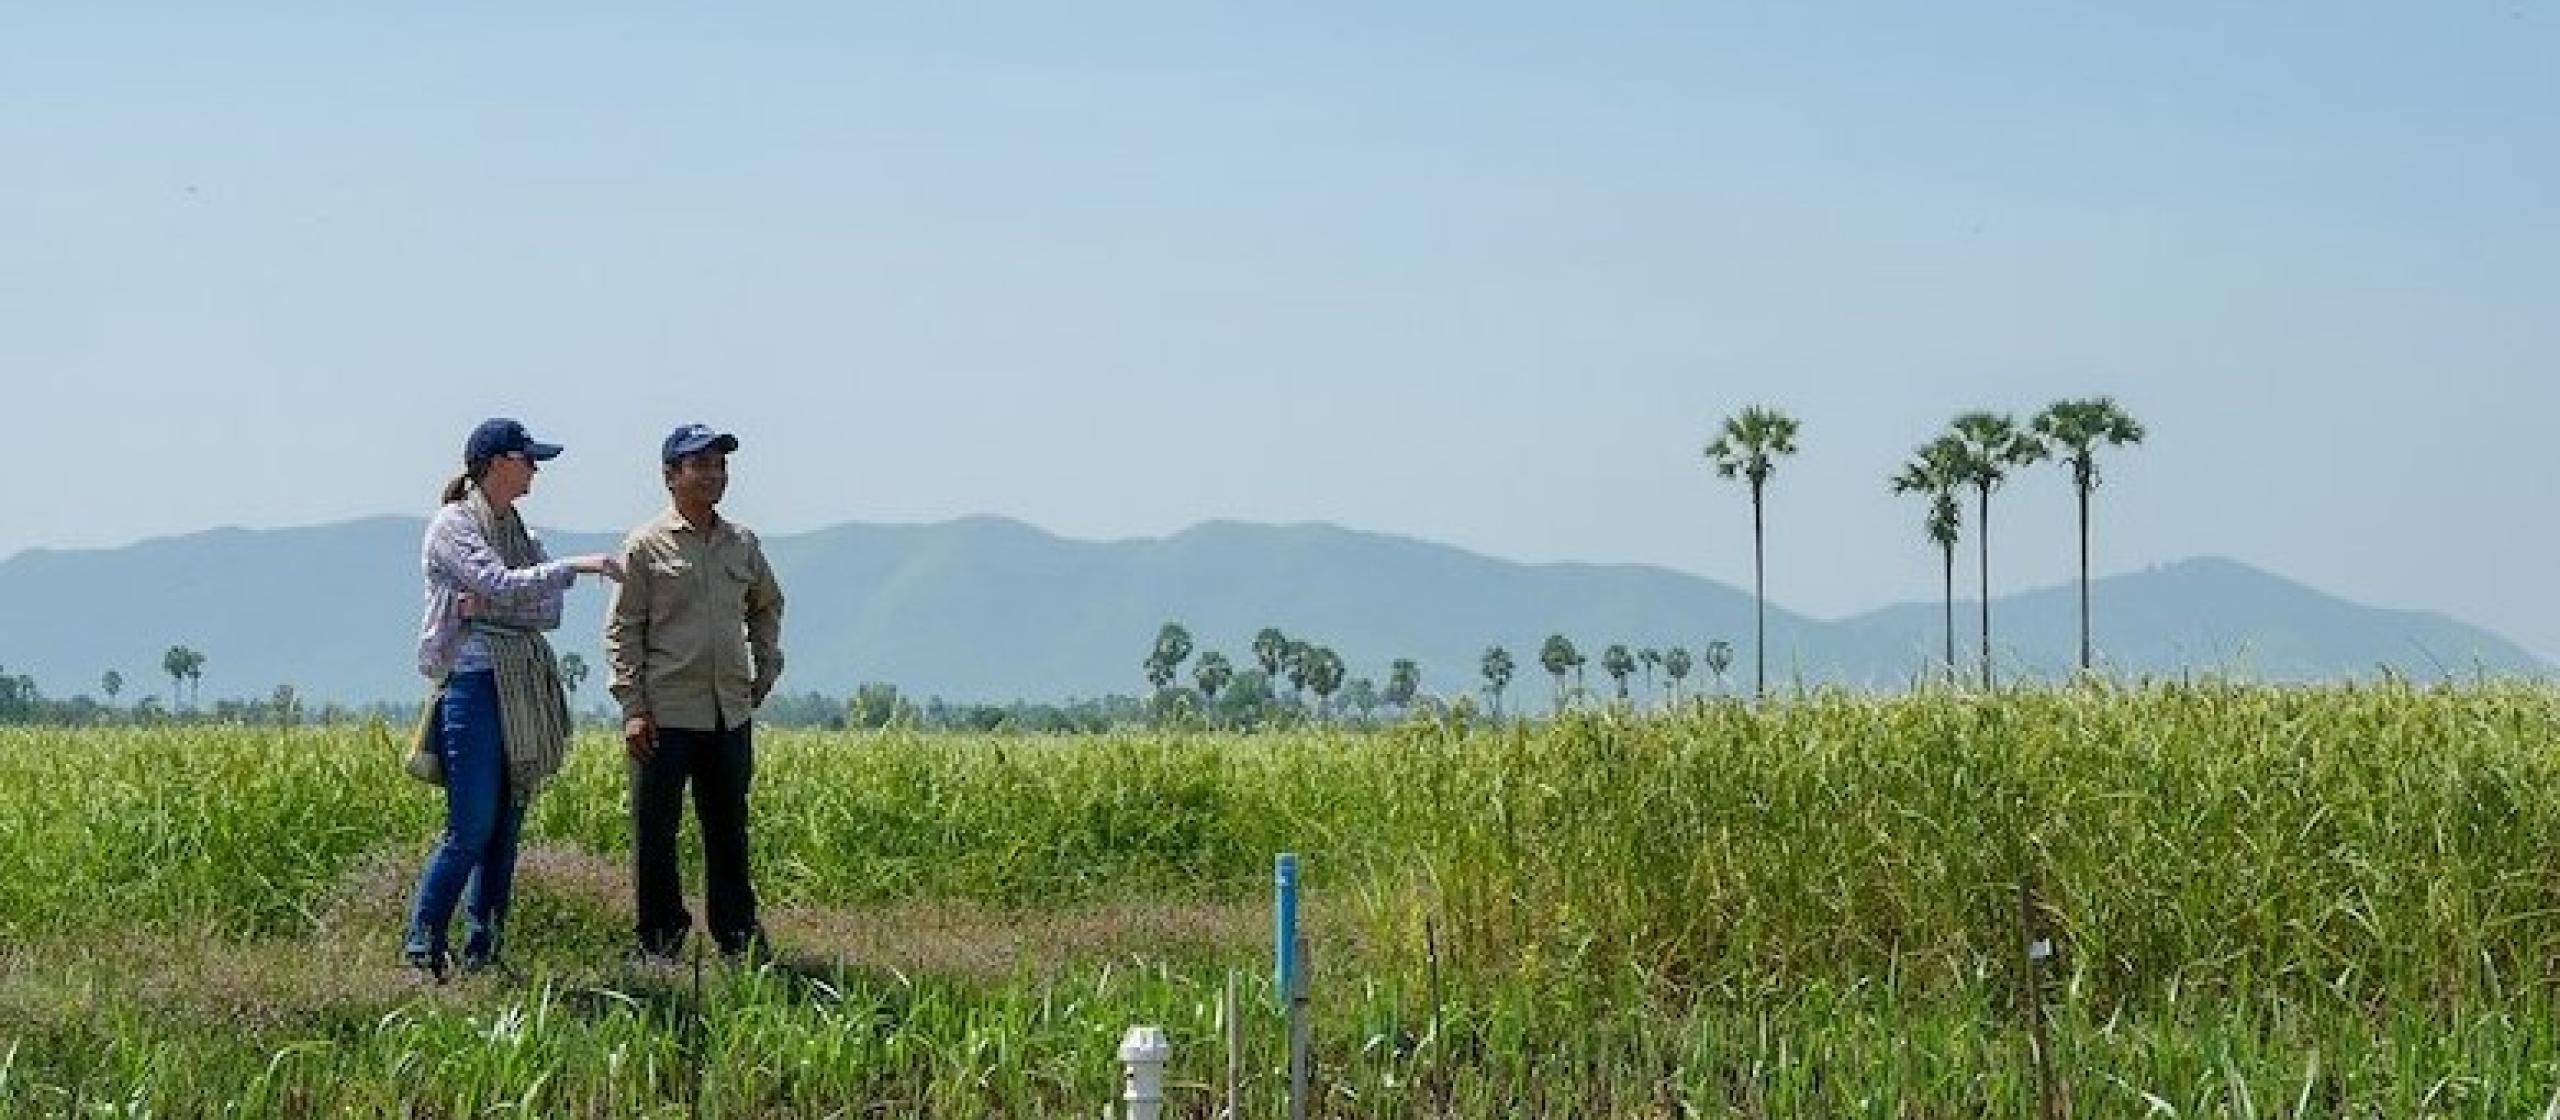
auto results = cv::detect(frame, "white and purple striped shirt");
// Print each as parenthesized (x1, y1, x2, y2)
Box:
(416, 501, 578, 679)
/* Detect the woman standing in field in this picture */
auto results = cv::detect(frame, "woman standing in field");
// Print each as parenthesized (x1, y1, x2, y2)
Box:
(405, 418, 620, 980)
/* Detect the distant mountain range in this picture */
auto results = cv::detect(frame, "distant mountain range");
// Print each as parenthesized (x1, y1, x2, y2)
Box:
(0, 516, 2544, 705)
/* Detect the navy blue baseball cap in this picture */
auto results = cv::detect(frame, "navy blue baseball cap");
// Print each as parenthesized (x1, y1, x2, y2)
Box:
(661, 423, 740, 465)
(465, 418, 563, 467)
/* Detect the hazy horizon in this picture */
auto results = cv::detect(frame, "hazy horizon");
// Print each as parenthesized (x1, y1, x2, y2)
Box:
(0, 508, 2517, 645)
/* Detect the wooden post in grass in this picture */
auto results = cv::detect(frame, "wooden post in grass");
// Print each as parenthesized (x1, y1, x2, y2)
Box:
(690, 941, 707, 1120)
(2017, 876, 2064, 1120)
(1426, 914, 1446, 1115)
(1288, 933, 1312, 1120)
(1224, 968, 1241, 1119)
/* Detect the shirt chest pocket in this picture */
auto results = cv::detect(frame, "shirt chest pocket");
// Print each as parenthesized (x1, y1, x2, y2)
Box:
(714, 557, 756, 612)
(648, 549, 753, 616)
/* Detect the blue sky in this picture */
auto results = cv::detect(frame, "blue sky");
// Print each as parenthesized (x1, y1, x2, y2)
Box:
(5, 4, 2556, 656)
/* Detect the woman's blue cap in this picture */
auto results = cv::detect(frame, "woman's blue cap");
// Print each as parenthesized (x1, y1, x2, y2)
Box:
(465, 418, 563, 466)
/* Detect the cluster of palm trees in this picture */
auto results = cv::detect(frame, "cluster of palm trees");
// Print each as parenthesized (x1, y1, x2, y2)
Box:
(1147, 622, 1750, 723)
(1144, 623, 1422, 721)
(1708, 397, 2145, 695)
(1475, 636, 1734, 715)
(159, 645, 207, 710)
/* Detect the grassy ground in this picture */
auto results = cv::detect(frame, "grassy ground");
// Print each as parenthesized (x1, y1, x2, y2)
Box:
(5, 682, 2560, 1115)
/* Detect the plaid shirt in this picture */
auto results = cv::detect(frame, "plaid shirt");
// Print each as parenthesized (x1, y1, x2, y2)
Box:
(416, 500, 577, 678)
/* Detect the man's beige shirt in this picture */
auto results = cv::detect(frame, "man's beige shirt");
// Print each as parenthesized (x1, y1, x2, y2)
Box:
(604, 508, 785, 731)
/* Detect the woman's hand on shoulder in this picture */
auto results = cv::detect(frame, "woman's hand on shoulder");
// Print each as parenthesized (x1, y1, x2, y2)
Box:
(569, 553, 625, 582)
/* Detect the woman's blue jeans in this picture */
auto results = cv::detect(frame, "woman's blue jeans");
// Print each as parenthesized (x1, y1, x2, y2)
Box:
(403, 670, 524, 964)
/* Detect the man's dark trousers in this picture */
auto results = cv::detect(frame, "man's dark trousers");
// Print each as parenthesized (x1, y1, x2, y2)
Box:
(631, 722, 760, 956)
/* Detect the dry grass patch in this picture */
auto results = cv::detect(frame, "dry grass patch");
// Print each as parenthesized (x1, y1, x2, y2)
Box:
(0, 841, 1294, 1035)
(765, 896, 1266, 982)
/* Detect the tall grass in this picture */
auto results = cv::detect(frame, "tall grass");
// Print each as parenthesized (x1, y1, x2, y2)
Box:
(4, 680, 2559, 1114)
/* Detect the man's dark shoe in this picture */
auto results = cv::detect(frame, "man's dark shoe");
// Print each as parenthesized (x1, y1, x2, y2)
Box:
(405, 948, 449, 984)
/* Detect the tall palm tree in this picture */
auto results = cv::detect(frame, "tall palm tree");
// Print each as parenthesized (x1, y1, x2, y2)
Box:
(2033, 397, 2147, 674)
(1944, 411, 2049, 689)
(558, 652, 590, 699)
(1702, 640, 1733, 694)
(1194, 651, 1235, 704)
(1306, 647, 1346, 719)
(1705, 406, 1800, 700)
(1251, 627, 1289, 682)
(1661, 647, 1693, 703)
(162, 646, 188, 709)
(1601, 644, 1636, 701)
(1890, 436, 1967, 684)
(1538, 634, 1580, 712)
(1144, 622, 1194, 691)
(1480, 645, 1515, 717)
(1281, 639, 1315, 704)
(1384, 659, 1420, 710)
(161, 645, 206, 711)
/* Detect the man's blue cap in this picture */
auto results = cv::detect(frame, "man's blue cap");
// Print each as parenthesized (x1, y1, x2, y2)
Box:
(465, 418, 563, 467)
(662, 423, 740, 465)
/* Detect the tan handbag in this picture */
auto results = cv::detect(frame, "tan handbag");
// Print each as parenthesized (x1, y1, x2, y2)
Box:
(405, 680, 448, 786)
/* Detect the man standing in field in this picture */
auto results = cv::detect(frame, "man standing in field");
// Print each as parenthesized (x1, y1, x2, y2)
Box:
(605, 423, 786, 961)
